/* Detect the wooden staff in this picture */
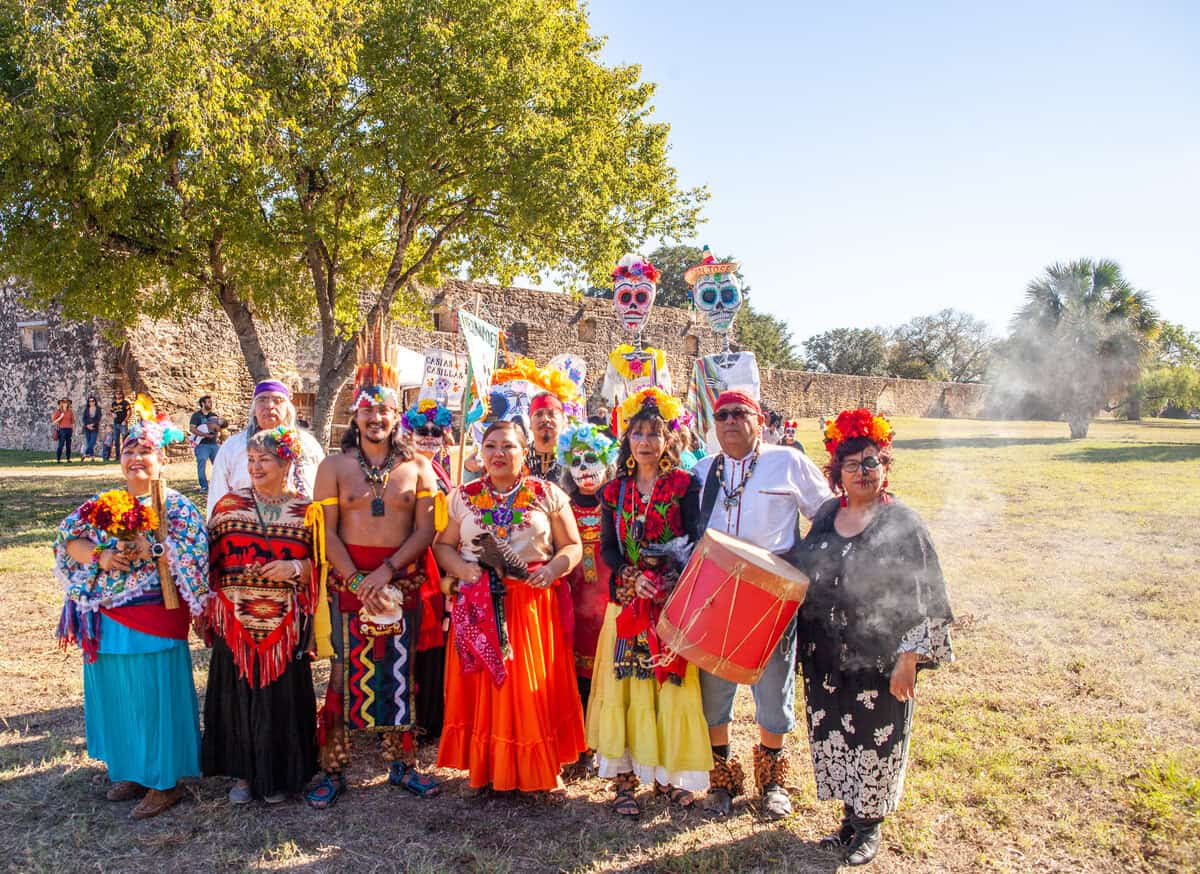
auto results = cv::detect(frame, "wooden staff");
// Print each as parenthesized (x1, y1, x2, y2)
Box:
(150, 478, 181, 609)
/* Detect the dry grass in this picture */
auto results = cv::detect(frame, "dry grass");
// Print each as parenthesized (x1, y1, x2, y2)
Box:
(1, 417, 1198, 873)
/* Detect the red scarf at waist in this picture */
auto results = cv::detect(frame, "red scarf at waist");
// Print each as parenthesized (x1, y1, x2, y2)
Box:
(101, 603, 190, 640)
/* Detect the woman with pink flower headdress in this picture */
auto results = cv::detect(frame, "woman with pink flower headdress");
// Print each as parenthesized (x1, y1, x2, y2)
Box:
(201, 426, 319, 805)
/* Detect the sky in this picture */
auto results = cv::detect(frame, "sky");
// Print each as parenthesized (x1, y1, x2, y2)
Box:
(569, 0, 1200, 343)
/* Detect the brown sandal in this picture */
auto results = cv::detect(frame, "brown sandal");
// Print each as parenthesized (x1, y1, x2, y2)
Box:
(131, 786, 183, 820)
(105, 781, 146, 802)
(612, 789, 640, 817)
(654, 782, 695, 808)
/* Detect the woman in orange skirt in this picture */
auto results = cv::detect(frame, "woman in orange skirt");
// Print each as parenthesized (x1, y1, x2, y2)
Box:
(434, 420, 585, 792)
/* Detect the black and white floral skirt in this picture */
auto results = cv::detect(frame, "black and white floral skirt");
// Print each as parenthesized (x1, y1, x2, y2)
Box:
(797, 638, 914, 819)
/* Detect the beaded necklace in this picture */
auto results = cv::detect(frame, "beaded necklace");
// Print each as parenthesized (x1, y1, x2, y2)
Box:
(357, 448, 397, 517)
(715, 445, 760, 510)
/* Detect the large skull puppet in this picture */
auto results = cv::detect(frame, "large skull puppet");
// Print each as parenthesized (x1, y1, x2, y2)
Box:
(556, 423, 617, 495)
(612, 253, 660, 335)
(684, 245, 744, 333)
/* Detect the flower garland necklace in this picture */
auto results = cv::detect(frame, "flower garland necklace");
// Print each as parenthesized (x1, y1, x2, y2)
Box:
(357, 447, 397, 517)
(715, 445, 760, 510)
(609, 345, 666, 380)
(472, 476, 536, 541)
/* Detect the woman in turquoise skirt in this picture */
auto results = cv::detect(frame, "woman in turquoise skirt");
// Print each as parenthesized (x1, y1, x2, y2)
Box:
(54, 396, 210, 819)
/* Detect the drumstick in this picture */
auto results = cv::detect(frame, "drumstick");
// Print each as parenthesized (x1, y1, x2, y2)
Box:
(151, 478, 181, 610)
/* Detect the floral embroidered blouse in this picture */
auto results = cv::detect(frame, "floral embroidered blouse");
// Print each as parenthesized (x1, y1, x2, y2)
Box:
(599, 468, 702, 601)
(448, 476, 570, 566)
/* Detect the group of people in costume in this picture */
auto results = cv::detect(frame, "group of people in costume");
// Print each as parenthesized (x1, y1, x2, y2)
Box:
(52, 248, 953, 867)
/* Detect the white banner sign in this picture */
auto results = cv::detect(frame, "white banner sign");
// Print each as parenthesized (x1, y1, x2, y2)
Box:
(458, 310, 501, 412)
(417, 347, 468, 410)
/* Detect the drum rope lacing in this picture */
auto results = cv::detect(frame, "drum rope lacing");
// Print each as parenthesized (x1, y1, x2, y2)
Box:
(654, 546, 790, 676)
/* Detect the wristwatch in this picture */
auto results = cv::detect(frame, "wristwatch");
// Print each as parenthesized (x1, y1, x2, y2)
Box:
(150, 542, 166, 559)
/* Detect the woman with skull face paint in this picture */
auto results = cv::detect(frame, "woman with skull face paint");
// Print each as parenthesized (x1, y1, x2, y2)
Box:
(791, 409, 954, 866)
(555, 424, 619, 712)
(587, 388, 710, 817)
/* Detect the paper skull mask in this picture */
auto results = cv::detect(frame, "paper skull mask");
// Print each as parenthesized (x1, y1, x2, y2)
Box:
(684, 245, 744, 333)
(612, 253, 661, 335)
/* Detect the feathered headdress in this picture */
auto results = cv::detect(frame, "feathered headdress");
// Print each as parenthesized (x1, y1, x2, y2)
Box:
(125, 394, 186, 450)
(352, 317, 400, 410)
(492, 356, 582, 407)
(823, 408, 894, 456)
(556, 423, 618, 468)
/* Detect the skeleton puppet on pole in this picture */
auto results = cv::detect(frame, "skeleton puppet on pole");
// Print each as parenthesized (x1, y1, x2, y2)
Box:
(600, 253, 673, 408)
(684, 245, 762, 449)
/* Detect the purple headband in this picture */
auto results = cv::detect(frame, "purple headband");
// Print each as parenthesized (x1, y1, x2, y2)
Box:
(254, 380, 291, 399)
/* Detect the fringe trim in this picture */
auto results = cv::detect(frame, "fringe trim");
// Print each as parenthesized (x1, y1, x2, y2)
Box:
(207, 592, 299, 688)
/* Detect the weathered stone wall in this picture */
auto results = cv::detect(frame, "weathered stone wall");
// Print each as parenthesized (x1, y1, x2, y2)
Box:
(0, 281, 112, 450)
(2, 278, 989, 452)
(758, 368, 988, 420)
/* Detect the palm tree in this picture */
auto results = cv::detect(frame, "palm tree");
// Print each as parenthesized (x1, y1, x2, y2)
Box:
(1009, 259, 1158, 438)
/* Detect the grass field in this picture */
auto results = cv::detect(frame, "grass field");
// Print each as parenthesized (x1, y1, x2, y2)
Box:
(1, 417, 1198, 873)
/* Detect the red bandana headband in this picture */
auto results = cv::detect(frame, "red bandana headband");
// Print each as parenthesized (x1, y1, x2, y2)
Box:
(713, 390, 762, 416)
(529, 393, 564, 414)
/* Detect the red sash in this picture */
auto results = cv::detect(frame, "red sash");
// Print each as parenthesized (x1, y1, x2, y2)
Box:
(101, 603, 190, 640)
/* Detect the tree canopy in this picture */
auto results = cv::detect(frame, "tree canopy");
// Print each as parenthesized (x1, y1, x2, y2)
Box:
(0, 0, 704, 438)
(735, 305, 803, 370)
(801, 327, 889, 376)
(990, 259, 1159, 437)
(888, 309, 993, 383)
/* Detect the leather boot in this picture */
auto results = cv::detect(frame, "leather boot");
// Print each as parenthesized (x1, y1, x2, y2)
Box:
(845, 817, 883, 866)
(820, 803, 856, 850)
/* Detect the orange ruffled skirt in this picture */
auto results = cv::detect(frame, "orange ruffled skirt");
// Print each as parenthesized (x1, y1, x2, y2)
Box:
(437, 578, 586, 791)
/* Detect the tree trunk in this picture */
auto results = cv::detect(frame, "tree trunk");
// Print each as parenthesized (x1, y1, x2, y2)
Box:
(310, 334, 358, 448)
(1127, 395, 1142, 421)
(214, 282, 272, 383)
(1067, 412, 1090, 439)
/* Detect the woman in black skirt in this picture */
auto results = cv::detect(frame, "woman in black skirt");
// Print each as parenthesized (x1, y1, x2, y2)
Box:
(202, 427, 319, 804)
(793, 409, 953, 866)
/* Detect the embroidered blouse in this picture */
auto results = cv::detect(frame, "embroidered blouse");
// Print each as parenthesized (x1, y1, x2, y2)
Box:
(448, 476, 570, 566)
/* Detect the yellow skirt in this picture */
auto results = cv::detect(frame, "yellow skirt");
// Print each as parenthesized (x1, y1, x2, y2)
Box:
(585, 603, 712, 791)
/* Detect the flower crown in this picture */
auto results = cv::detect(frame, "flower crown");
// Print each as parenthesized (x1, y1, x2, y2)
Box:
(612, 255, 661, 285)
(403, 399, 453, 431)
(125, 393, 185, 450)
(823, 408, 894, 456)
(266, 425, 303, 463)
(556, 423, 618, 467)
(618, 387, 684, 435)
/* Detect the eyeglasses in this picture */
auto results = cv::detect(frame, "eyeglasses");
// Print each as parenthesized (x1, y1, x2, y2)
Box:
(415, 425, 444, 438)
(842, 456, 882, 473)
(714, 408, 752, 422)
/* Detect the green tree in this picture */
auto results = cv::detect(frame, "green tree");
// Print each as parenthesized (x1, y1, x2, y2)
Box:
(1128, 322, 1200, 416)
(0, 0, 703, 439)
(887, 309, 993, 382)
(736, 305, 803, 370)
(995, 259, 1158, 437)
(802, 328, 889, 376)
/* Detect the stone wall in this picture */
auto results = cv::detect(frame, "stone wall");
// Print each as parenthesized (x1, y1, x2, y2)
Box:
(0, 281, 113, 450)
(2, 278, 990, 451)
(758, 368, 988, 420)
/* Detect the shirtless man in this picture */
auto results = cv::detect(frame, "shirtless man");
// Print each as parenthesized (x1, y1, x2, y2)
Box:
(306, 383, 441, 808)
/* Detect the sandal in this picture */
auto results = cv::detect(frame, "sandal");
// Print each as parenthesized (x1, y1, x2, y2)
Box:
(305, 773, 346, 809)
(389, 761, 441, 798)
(654, 782, 695, 808)
(612, 789, 640, 817)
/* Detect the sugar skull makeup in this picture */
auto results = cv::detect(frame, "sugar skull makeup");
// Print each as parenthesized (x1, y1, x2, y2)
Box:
(556, 423, 617, 494)
(611, 253, 661, 335)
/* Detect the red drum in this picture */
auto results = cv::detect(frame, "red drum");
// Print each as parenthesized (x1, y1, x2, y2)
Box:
(656, 528, 809, 685)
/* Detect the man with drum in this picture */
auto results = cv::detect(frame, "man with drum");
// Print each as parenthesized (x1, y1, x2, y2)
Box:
(691, 390, 832, 818)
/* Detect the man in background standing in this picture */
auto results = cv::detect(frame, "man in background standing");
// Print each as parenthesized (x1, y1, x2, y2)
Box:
(189, 395, 226, 492)
(105, 390, 131, 461)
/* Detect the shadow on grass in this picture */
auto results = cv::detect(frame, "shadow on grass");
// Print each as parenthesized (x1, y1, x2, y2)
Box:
(612, 829, 840, 873)
(893, 436, 1069, 450)
(1055, 444, 1200, 464)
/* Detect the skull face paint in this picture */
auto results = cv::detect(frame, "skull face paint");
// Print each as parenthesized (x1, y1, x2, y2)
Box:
(567, 452, 607, 494)
(693, 273, 744, 333)
(611, 253, 661, 336)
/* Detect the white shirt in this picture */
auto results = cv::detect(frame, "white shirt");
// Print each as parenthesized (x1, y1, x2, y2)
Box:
(693, 442, 833, 554)
(205, 429, 326, 518)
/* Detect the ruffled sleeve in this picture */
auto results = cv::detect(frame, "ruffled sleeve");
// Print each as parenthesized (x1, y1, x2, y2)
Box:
(163, 490, 210, 615)
(52, 494, 115, 607)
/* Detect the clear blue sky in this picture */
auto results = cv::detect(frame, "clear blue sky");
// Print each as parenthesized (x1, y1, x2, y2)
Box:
(576, 0, 1200, 342)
